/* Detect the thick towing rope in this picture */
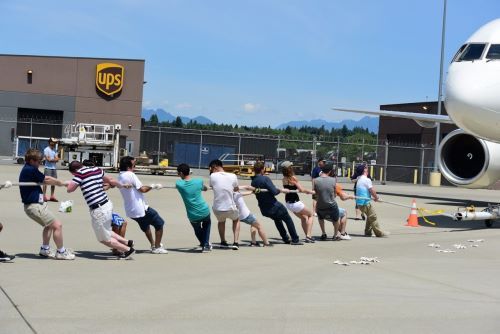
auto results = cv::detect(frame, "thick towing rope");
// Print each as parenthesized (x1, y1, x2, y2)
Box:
(355, 196, 443, 226)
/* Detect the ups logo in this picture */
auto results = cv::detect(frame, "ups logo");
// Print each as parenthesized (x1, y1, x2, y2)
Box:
(96, 63, 124, 96)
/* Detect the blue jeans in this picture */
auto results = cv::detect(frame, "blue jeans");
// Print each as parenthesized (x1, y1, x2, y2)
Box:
(190, 214, 211, 247)
(260, 202, 299, 243)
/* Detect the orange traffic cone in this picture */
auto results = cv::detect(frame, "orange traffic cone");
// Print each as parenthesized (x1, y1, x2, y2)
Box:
(405, 199, 419, 227)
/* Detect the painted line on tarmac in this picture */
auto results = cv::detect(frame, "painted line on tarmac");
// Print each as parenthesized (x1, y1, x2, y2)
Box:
(0, 285, 38, 334)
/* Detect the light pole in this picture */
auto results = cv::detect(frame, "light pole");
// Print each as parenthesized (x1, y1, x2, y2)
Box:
(430, 0, 447, 186)
(433, 0, 447, 172)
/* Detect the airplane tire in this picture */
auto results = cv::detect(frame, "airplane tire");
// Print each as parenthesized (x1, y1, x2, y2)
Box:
(485, 220, 493, 228)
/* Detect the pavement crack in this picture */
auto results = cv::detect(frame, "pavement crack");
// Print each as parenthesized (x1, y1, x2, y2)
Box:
(1, 285, 38, 334)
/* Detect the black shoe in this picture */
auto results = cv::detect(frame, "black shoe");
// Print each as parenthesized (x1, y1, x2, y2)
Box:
(220, 240, 230, 247)
(283, 239, 291, 244)
(120, 247, 135, 259)
(361, 214, 366, 220)
(0, 250, 15, 262)
(290, 240, 304, 245)
(249, 242, 260, 247)
(127, 240, 134, 248)
(232, 242, 239, 250)
(320, 234, 327, 241)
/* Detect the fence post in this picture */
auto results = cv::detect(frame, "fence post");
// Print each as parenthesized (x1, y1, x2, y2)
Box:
(420, 146, 425, 185)
(276, 135, 281, 180)
(157, 125, 161, 165)
(198, 130, 203, 170)
(29, 118, 33, 148)
(383, 140, 388, 185)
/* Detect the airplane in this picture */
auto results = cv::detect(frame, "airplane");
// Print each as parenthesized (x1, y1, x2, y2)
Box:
(334, 18, 500, 190)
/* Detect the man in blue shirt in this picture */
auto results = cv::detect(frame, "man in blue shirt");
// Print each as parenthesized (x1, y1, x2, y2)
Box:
(19, 148, 75, 260)
(251, 162, 302, 245)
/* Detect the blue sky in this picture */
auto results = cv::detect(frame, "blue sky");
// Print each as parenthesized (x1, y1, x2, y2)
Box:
(1, 0, 499, 127)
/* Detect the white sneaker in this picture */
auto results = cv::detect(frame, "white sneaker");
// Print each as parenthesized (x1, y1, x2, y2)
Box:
(339, 233, 351, 240)
(55, 249, 76, 260)
(39, 247, 55, 258)
(151, 245, 168, 254)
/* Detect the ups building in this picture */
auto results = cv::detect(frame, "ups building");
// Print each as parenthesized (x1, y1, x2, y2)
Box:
(0, 54, 145, 157)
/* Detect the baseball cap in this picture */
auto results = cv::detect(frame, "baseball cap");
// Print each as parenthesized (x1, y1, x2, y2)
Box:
(281, 161, 293, 168)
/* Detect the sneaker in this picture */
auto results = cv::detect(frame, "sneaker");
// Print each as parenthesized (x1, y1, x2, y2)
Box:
(220, 240, 230, 247)
(332, 235, 342, 241)
(55, 249, 75, 260)
(320, 234, 328, 241)
(290, 240, 304, 245)
(377, 231, 390, 238)
(339, 232, 351, 240)
(120, 247, 135, 259)
(263, 242, 274, 247)
(0, 250, 15, 262)
(232, 242, 239, 250)
(151, 246, 168, 254)
(39, 247, 55, 258)
(304, 237, 315, 243)
(202, 245, 212, 253)
(127, 240, 135, 248)
(111, 249, 124, 256)
(249, 242, 260, 247)
(283, 239, 291, 244)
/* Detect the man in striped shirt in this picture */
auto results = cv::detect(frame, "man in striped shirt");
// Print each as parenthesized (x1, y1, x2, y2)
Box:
(66, 161, 135, 259)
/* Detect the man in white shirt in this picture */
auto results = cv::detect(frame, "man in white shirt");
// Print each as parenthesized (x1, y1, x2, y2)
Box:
(355, 164, 388, 238)
(43, 138, 60, 202)
(209, 159, 240, 249)
(117, 156, 168, 254)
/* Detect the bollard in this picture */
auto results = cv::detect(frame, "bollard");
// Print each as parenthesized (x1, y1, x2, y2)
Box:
(370, 165, 374, 179)
(379, 167, 383, 183)
(347, 168, 351, 179)
(413, 169, 418, 185)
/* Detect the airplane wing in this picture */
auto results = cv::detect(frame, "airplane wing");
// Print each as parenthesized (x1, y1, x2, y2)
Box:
(333, 107, 454, 128)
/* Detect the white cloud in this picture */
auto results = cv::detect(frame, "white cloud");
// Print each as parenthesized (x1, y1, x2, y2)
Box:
(175, 103, 193, 110)
(243, 103, 262, 113)
(142, 100, 152, 107)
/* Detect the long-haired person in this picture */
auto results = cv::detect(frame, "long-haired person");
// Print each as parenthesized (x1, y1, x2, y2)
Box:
(281, 161, 315, 243)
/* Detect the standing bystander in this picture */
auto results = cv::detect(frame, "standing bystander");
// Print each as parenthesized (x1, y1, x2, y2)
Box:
(43, 138, 60, 202)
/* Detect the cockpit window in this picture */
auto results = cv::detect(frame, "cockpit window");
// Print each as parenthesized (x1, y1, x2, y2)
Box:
(455, 43, 486, 61)
(452, 44, 467, 62)
(486, 44, 500, 60)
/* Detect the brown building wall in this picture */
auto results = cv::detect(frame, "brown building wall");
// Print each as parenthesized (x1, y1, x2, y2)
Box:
(0, 54, 144, 156)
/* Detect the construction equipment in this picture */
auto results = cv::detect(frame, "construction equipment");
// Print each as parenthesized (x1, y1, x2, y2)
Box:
(219, 153, 274, 177)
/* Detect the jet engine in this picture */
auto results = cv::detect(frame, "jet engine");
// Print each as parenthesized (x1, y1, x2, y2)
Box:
(439, 129, 500, 188)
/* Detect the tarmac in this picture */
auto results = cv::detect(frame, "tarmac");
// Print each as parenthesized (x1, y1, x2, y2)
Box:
(1, 163, 500, 334)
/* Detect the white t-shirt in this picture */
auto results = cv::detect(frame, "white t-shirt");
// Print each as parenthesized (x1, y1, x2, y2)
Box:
(209, 171, 238, 211)
(118, 171, 148, 218)
(355, 175, 373, 206)
(233, 192, 250, 220)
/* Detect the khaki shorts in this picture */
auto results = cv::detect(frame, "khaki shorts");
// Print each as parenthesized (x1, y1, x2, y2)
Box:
(213, 208, 239, 222)
(90, 201, 113, 242)
(24, 203, 56, 227)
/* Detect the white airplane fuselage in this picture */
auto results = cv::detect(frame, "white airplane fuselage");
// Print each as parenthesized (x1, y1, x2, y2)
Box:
(445, 18, 500, 143)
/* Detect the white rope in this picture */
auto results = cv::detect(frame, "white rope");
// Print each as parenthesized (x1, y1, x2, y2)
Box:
(354, 196, 413, 209)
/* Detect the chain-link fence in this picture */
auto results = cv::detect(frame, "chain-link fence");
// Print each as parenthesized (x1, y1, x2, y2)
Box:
(2, 118, 441, 184)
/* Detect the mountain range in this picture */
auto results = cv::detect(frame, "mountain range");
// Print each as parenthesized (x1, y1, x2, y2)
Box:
(276, 116, 379, 133)
(142, 108, 213, 125)
(141, 108, 379, 133)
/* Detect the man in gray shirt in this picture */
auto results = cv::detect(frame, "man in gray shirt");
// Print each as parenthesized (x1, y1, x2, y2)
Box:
(313, 163, 353, 240)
